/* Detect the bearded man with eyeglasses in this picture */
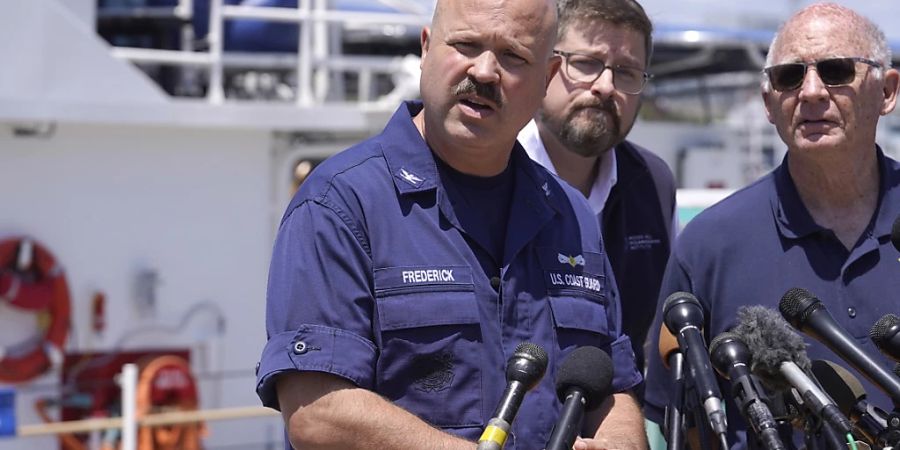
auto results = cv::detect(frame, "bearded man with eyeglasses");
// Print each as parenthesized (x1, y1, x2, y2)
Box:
(519, 0, 677, 398)
(643, 3, 900, 449)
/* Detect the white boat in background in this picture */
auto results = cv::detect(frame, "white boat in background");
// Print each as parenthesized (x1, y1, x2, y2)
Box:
(1, 1, 410, 449)
(1, 1, 898, 450)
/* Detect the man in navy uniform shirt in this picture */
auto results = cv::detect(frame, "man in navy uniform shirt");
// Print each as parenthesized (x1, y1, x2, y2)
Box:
(255, 0, 647, 449)
(519, 0, 676, 379)
(643, 3, 900, 449)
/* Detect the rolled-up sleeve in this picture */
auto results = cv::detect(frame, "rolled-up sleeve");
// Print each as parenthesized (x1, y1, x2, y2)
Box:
(256, 199, 376, 409)
(608, 334, 642, 393)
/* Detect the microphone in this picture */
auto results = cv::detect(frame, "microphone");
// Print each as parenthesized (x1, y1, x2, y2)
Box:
(870, 314, 900, 363)
(662, 292, 729, 443)
(732, 305, 854, 437)
(658, 323, 687, 450)
(658, 322, 682, 370)
(709, 332, 786, 450)
(478, 342, 548, 450)
(891, 214, 900, 252)
(810, 360, 888, 446)
(545, 346, 614, 450)
(779, 288, 900, 405)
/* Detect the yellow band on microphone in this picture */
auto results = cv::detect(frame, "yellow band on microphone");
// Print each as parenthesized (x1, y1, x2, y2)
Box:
(478, 425, 508, 446)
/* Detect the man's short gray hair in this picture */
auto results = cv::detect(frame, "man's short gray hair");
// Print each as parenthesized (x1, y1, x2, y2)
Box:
(761, 3, 892, 92)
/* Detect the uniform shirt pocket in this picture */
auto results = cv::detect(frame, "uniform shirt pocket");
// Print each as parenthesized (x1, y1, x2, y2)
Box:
(374, 266, 483, 428)
(548, 296, 614, 351)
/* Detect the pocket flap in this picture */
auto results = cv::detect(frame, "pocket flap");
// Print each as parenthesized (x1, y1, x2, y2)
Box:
(548, 296, 609, 335)
(378, 290, 480, 331)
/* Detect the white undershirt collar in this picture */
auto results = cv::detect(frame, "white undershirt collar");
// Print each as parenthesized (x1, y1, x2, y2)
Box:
(519, 119, 618, 216)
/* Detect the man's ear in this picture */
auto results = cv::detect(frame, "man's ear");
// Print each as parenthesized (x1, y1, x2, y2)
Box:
(880, 67, 900, 116)
(419, 27, 431, 70)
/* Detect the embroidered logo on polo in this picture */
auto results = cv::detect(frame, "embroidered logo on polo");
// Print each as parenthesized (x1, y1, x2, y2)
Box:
(627, 234, 661, 251)
(412, 351, 455, 393)
(397, 167, 425, 187)
(558, 253, 586, 268)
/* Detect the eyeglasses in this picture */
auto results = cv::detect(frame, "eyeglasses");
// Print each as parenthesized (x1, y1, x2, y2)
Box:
(553, 50, 652, 95)
(764, 57, 882, 92)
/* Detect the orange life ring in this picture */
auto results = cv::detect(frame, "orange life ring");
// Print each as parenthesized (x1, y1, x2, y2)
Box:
(0, 237, 71, 383)
(136, 355, 205, 450)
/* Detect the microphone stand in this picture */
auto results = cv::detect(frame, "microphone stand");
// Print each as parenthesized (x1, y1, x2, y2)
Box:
(793, 392, 844, 450)
(665, 353, 716, 450)
(817, 420, 848, 450)
(781, 389, 838, 450)
(683, 362, 715, 450)
(801, 413, 841, 450)
(664, 352, 685, 450)
(882, 409, 900, 448)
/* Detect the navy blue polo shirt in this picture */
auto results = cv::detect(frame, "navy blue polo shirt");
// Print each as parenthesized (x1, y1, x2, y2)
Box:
(643, 148, 900, 449)
(257, 101, 641, 449)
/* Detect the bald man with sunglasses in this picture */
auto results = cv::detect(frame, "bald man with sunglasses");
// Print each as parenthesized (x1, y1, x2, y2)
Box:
(643, 3, 900, 449)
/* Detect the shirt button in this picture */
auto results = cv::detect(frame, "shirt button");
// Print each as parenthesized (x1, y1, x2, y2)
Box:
(490, 276, 501, 291)
(293, 341, 309, 355)
(847, 307, 857, 318)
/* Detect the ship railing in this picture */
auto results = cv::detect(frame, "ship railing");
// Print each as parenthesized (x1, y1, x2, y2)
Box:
(12, 364, 279, 450)
(106, 0, 430, 108)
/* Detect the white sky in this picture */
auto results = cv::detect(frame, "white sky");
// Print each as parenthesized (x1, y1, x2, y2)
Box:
(639, 0, 900, 42)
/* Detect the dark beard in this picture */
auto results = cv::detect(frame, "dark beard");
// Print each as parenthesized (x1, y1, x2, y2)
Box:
(540, 99, 623, 158)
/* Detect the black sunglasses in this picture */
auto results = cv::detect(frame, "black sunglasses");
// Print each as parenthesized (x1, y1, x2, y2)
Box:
(764, 57, 882, 92)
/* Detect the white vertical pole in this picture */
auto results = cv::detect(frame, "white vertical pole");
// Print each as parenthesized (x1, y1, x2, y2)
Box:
(312, 0, 329, 102)
(207, 0, 225, 104)
(120, 364, 139, 450)
(297, 0, 313, 106)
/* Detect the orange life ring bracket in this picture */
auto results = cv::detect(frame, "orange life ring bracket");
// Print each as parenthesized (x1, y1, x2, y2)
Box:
(0, 237, 71, 384)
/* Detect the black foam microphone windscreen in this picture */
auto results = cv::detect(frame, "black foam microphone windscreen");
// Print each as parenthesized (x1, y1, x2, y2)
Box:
(554, 346, 614, 410)
(545, 346, 614, 450)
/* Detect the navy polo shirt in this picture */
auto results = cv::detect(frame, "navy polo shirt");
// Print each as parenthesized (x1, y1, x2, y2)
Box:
(257, 101, 641, 449)
(643, 148, 900, 449)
